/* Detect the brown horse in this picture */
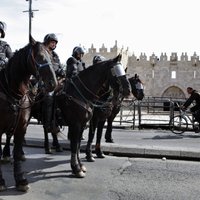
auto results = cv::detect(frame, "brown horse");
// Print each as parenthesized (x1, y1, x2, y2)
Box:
(0, 36, 57, 192)
(55, 53, 130, 178)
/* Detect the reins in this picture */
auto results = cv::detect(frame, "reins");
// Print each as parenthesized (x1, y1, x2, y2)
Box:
(69, 77, 114, 108)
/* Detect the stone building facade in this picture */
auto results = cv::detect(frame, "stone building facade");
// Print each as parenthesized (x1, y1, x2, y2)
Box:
(83, 41, 200, 99)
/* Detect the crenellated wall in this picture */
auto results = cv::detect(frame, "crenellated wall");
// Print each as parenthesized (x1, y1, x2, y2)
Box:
(83, 41, 200, 99)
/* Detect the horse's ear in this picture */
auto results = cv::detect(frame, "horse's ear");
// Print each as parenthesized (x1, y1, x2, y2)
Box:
(29, 35, 36, 45)
(114, 53, 122, 62)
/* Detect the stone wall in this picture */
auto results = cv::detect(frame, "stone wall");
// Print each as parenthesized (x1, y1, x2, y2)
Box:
(83, 41, 200, 99)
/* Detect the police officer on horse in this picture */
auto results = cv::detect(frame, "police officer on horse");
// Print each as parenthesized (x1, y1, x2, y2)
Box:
(0, 21, 13, 70)
(43, 33, 65, 134)
(66, 46, 86, 78)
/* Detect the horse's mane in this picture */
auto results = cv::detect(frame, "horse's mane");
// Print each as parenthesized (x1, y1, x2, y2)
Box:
(79, 59, 112, 78)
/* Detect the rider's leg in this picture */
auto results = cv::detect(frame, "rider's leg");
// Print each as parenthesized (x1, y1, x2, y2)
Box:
(43, 94, 54, 132)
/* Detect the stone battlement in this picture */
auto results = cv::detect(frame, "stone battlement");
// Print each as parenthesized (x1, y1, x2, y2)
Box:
(83, 40, 200, 99)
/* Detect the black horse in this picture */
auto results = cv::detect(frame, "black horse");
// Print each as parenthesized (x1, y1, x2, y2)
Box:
(105, 74, 144, 142)
(85, 74, 144, 162)
(55, 53, 130, 177)
(0, 36, 57, 192)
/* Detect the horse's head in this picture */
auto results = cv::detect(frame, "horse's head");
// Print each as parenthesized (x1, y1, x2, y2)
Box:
(129, 74, 144, 100)
(107, 54, 131, 98)
(28, 35, 58, 92)
(75, 54, 130, 102)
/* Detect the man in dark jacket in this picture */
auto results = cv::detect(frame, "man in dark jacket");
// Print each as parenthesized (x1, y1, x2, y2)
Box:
(66, 46, 85, 78)
(0, 21, 13, 69)
(182, 87, 200, 122)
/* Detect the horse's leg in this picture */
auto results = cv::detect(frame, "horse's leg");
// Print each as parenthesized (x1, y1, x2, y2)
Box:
(85, 119, 97, 162)
(69, 125, 85, 178)
(0, 133, 6, 191)
(77, 128, 87, 173)
(2, 133, 12, 162)
(51, 132, 63, 152)
(105, 109, 119, 143)
(13, 127, 29, 192)
(43, 127, 51, 154)
(95, 120, 106, 158)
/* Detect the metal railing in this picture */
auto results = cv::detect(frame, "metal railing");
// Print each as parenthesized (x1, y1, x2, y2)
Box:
(114, 96, 187, 129)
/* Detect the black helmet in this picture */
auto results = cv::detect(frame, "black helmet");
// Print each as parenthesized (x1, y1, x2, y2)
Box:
(0, 21, 6, 38)
(72, 46, 85, 57)
(43, 33, 58, 44)
(93, 55, 106, 64)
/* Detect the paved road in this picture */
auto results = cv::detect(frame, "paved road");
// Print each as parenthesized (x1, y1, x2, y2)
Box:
(3, 124, 200, 160)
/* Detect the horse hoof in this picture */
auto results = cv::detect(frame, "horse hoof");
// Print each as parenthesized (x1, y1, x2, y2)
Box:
(96, 153, 105, 158)
(95, 148, 106, 158)
(20, 155, 26, 161)
(45, 149, 52, 154)
(86, 155, 95, 162)
(80, 164, 87, 173)
(105, 138, 114, 143)
(55, 147, 63, 152)
(74, 170, 86, 178)
(2, 156, 11, 163)
(16, 184, 30, 192)
(0, 185, 7, 192)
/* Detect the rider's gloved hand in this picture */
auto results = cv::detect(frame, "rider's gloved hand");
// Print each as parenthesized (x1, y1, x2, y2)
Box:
(180, 105, 186, 111)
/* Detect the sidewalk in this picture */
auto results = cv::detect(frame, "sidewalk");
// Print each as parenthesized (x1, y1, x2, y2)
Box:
(3, 124, 200, 161)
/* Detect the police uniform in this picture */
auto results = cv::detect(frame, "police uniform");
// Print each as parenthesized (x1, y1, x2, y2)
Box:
(66, 46, 85, 78)
(66, 56, 85, 78)
(0, 21, 13, 69)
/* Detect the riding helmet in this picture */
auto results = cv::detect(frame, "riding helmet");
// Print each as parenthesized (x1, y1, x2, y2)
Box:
(93, 55, 106, 64)
(72, 46, 85, 57)
(43, 33, 58, 44)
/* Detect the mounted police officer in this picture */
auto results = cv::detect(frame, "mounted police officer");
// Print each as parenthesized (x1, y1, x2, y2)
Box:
(92, 55, 106, 65)
(42, 33, 65, 136)
(0, 21, 13, 70)
(66, 46, 86, 78)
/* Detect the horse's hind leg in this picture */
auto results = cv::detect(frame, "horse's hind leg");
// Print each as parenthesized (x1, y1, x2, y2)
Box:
(44, 127, 52, 154)
(85, 120, 97, 162)
(0, 134, 6, 191)
(105, 114, 116, 143)
(95, 120, 105, 158)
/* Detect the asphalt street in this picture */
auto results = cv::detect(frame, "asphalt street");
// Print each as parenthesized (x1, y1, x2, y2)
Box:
(3, 123, 200, 161)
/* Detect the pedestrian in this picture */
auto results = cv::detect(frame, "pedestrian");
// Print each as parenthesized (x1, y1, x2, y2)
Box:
(181, 87, 200, 122)
(0, 21, 13, 70)
(42, 33, 65, 135)
(66, 46, 85, 78)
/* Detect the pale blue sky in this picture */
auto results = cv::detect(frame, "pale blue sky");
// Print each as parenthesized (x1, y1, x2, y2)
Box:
(1, 0, 200, 63)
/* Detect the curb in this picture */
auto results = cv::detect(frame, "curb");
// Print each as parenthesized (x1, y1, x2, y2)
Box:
(17, 138, 200, 161)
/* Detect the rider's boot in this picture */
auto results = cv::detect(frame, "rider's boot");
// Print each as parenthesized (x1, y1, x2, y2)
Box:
(43, 95, 54, 133)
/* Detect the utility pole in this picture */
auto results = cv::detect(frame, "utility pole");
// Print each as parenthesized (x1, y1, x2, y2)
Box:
(23, 0, 39, 41)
